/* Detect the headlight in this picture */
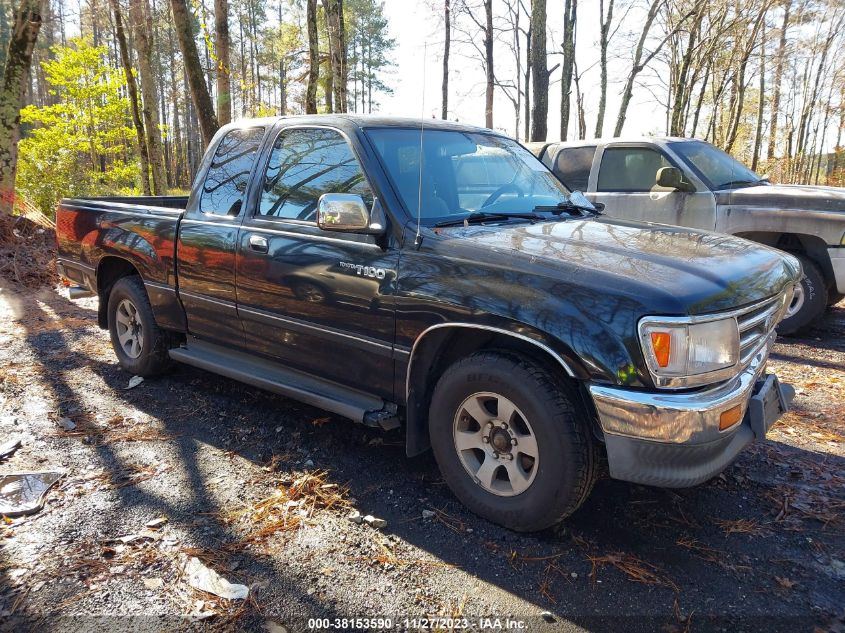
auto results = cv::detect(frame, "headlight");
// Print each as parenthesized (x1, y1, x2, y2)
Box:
(639, 316, 739, 388)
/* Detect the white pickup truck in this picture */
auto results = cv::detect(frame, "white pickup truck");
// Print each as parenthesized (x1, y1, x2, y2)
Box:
(529, 137, 845, 334)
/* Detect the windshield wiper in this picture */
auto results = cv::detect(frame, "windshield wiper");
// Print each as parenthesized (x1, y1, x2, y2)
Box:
(714, 178, 763, 190)
(433, 211, 544, 228)
(532, 201, 602, 216)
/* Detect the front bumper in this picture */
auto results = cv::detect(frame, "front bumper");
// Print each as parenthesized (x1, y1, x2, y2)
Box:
(589, 349, 794, 488)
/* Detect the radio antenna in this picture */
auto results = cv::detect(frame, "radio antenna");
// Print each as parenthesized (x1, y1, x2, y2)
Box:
(414, 43, 427, 250)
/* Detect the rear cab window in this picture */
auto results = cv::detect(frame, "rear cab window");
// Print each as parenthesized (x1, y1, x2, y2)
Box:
(199, 127, 265, 216)
(552, 146, 596, 192)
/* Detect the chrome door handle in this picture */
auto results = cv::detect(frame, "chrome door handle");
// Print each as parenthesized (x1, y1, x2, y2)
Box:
(248, 235, 268, 253)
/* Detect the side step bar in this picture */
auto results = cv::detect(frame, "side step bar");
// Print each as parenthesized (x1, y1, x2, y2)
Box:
(169, 339, 400, 431)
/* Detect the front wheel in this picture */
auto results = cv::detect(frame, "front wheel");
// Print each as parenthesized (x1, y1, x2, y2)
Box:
(778, 255, 827, 336)
(107, 276, 172, 377)
(428, 352, 598, 532)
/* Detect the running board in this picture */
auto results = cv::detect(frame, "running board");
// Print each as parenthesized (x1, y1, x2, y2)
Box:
(169, 339, 400, 430)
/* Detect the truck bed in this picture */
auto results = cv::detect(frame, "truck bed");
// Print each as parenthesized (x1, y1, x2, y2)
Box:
(56, 195, 190, 331)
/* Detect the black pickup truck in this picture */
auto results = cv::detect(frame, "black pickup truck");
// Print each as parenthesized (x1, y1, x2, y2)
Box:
(57, 115, 799, 531)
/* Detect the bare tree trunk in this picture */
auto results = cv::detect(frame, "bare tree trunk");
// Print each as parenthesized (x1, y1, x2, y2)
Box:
(594, 0, 613, 137)
(529, 0, 546, 141)
(325, 0, 346, 113)
(441, 0, 449, 119)
(523, 17, 530, 141)
(689, 59, 711, 137)
(337, 0, 347, 111)
(752, 25, 766, 172)
(573, 59, 585, 139)
(559, 0, 576, 141)
(0, 0, 44, 215)
(322, 0, 334, 112)
(170, 0, 219, 147)
(767, 0, 790, 160)
(484, 0, 493, 127)
(214, 0, 231, 125)
(305, 0, 319, 114)
(130, 0, 167, 194)
(109, 0, 151, 195)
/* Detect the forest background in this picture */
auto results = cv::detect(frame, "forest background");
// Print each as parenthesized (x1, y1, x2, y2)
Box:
(0, 0, 843, 217)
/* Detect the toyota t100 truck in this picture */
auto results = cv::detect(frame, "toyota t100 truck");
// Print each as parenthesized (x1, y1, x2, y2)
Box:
(57, 116, 798, 532)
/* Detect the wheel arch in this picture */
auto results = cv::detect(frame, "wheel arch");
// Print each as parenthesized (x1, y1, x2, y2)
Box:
(96, 256, 141, 329)
(734, 231, 834, 287)
(403, 323, 590, 457)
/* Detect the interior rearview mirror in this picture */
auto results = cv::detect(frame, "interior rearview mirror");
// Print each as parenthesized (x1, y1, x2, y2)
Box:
(317, 194, 384, 234)
(656, 167, 695, 193)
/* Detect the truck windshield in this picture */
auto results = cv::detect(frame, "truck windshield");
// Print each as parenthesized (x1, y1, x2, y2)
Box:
(670, 140, 764, 191)
(365, 128, 570, 225)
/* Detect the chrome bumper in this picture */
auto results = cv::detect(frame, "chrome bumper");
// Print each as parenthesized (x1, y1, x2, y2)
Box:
(589, 346, 793, 487)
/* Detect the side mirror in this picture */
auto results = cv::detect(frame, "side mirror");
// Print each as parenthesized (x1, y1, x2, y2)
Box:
(656, 166, 695, 192)
(317, 193, 384, 234)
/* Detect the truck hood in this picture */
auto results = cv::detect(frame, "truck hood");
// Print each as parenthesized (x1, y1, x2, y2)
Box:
(716, 183, 845, 212)
(436, 218, 799, 315)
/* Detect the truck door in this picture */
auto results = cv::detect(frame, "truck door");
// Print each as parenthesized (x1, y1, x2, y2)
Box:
(176, 126, 266, 347)
(235, 125, 398, 398)
(590, 144, 717, 231)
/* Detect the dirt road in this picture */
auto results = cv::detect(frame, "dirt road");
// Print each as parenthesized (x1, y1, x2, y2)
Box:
(1, 283, 843, 632)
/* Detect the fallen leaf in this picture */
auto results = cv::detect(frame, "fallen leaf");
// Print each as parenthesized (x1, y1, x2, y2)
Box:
(127, 376, 144, 390)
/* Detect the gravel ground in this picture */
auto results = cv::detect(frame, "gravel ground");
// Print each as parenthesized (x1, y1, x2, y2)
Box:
(0, 282, 843, 633)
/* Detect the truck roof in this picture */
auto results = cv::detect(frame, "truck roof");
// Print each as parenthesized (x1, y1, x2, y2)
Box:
(222, 114, 498, 136)
(535, 136, 701, 149)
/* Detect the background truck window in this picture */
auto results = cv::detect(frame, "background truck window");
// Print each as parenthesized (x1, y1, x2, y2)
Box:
(553, 146, 596, 192)
(258, 128, 373, 222)
(199, 127, 265, 215)
(597, 147, 672, 193)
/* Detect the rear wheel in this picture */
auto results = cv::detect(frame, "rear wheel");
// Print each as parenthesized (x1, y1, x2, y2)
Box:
(428, 351, 597, 532)
(778, 255, 827, 336)
(107, 276, 171, 376)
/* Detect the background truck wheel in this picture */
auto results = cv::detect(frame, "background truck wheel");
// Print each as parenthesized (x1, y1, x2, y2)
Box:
(107, 276, 172, 377)
(428, 351, 597, 532)
(778, 255, 827, 336)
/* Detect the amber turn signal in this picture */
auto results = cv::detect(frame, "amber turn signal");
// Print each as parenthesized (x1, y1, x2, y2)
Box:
(650, 332, 671, 367)
(719, 404, 743, 430)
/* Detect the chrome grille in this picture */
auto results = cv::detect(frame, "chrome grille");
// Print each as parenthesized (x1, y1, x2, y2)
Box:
(736, 293, 787, 365)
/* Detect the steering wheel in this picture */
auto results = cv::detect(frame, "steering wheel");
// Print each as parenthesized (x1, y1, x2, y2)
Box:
(481, 183, 524, 208)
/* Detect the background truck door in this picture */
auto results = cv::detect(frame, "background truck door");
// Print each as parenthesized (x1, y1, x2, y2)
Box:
(176, 126, 265, 346)
(590, 144, 717, 231)
(235, 125, 398, 398)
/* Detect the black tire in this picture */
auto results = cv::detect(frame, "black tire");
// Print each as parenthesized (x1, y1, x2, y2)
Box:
(428, 351, 598, 532)
(778, 255, 828, 336)
(107, 276, 171, 376)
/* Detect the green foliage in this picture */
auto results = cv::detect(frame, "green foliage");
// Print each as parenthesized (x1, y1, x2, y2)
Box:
(16, 39, 140, 215)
